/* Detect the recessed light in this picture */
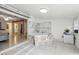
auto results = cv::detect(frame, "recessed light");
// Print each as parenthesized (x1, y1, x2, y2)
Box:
(40, 8, 48, 13)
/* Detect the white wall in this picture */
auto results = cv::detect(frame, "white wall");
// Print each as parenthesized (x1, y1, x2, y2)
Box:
(0, 16, 7, 30)
(52, 18, 74, 41)
(27, 17, 36, 35)
(75, 17, 79, 48)
(28, 17, 74, 41)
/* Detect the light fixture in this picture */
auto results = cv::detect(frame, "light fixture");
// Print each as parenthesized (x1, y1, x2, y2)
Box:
(40, 8, 48, 13)
(5, 17, 13, 21)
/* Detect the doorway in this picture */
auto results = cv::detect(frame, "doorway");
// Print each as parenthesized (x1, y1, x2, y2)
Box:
(6, 19, 27, 46)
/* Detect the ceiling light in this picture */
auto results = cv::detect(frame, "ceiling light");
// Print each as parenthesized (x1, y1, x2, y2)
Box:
(40, 8, 48, 13)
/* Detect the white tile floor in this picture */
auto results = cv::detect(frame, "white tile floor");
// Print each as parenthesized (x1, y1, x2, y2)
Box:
(25, 40, 79, 55)
(0, 38, 36, 55)
(1, 39, 79, 55)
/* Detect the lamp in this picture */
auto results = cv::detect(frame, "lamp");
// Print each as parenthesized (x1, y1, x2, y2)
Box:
(40, 8, 48, 13)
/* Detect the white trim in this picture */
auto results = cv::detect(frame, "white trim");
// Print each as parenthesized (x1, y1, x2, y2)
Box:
(0, 8, 27, 19)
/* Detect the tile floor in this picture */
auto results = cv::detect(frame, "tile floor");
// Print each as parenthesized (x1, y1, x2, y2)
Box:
(1, 38, 79, 55)
(0, 35, 27, 51)
(0, 41, 33, 55)
(25, 40, 79, 55)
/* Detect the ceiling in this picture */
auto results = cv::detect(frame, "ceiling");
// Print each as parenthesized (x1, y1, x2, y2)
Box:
(7, 4, 79, 19)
